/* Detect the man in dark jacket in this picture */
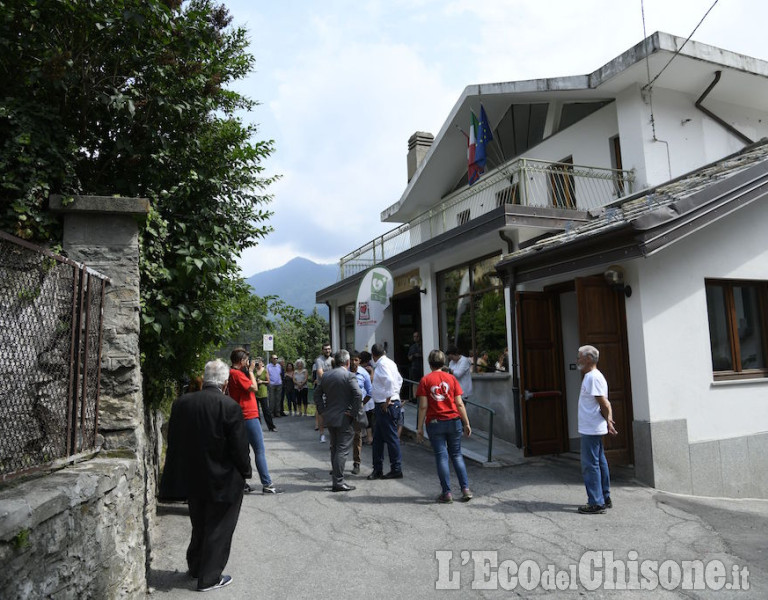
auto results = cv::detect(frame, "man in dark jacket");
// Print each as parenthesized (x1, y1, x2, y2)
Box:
(313, 349, 362, 492)
(159, 359, 251, 592)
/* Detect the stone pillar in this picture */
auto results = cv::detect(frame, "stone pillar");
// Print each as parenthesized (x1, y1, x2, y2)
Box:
(407, 131, 434, 182)
(49, 195, 149, 451)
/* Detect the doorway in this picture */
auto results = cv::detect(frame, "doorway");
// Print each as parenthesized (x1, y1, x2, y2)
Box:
(391, 291, 422, 399)
(516, 275, 634, 466)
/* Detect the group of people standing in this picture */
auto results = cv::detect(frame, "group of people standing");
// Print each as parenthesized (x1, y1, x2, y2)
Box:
(248, 354, 311, 432)
(160, 339, 616, 591)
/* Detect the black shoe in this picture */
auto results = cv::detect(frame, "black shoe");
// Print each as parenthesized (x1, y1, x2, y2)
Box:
(578, 503, 606, 514)
(382, 470, 403, 479)
(604, 497, 613, 509)
(367, 471, 383, 480)
(331, 483, 356, 492)
(351, 463, 360, 475)
(243, 483, 255, 494)
(198, 575, 233, 592)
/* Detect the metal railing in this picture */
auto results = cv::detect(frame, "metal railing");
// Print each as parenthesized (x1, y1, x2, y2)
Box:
(463, 398, 495, 463)
(338, 158, 634, 279)
(0, 231, 108, 481)
(402, 377, 496, 463)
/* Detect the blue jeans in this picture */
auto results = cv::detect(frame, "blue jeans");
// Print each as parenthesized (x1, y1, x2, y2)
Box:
(426, 418, 469, 495)
(580, 434, 610, 506)
(372, 401, 402, 474)
(244, 417, 272, 486)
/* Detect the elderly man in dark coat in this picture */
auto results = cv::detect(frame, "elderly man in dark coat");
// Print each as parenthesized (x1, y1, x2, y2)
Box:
(313, 349, 363, 492)
(159, 359, 251, 592)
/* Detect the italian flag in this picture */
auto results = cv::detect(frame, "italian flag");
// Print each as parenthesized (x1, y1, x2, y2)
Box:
(467, 110, 482, 185)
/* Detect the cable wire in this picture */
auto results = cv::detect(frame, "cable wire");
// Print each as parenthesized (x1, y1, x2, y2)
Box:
(642, 0, 720, 90)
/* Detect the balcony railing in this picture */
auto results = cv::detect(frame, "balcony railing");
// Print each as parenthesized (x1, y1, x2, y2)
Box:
(338, 158, 634, 280)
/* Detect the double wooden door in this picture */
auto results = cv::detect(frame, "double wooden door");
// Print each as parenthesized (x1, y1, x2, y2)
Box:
(516, 276, 634, 465)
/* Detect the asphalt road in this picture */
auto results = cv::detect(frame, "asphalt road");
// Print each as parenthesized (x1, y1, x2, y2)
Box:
(148, 415, 767, 598)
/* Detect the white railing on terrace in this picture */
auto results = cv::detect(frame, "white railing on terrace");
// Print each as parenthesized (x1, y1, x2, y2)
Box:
(337, 158, 634, 280)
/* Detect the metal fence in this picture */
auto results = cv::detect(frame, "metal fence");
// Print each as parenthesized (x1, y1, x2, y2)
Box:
(338, 158, 634, 279)
(0, 231, 108, 481)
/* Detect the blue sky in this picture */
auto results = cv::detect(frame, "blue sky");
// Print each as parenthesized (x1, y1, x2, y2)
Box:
(224, 0, 767, 277)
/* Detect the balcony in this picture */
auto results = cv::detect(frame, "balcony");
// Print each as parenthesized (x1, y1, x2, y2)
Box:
(338, 158, 634, 280)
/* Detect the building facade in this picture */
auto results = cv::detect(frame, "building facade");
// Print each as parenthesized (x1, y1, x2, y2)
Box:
(316, 32, 768, 497)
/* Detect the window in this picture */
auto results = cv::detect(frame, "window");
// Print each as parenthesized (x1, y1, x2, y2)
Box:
(609, 135, 626, 197)
(339, 303, 355, 351)
(549, 156, 575, 208)
(496, 182, 519, 207)
(705, 279, 768, 379)
(437, 255, 507, 373)
(457, 209, 470, 226)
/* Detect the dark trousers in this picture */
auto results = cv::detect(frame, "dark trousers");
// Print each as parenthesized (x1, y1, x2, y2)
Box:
(257, 397, 275, 430)
(372, 401, 402, 475)
(328, 419, 354, 487)
(187, 492, 244, 590)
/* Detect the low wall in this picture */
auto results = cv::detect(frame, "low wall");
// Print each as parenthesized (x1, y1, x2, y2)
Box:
(0, 457, 147, 599)
(465, 373, 517, 444)
(633, 419, 768, 499)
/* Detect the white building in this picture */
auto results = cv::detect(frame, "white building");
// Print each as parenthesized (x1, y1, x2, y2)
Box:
(316, 32, 768, 498)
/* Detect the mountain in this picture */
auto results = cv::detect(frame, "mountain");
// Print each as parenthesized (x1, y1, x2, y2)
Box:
(245, 257, 338, 317)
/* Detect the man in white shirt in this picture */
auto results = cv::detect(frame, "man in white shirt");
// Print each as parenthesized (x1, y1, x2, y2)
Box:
(576, 345, 617, 514)
(313, 342, 333, 442)
(367, 343, 404, 479)
(446, 345, 472, 400)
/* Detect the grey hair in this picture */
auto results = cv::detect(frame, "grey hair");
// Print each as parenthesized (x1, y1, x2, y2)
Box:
(578, 345, 599, 362)
(203, 359, 230, 387)
(333, 349, 350, 367)
(295, 358, 305, 370)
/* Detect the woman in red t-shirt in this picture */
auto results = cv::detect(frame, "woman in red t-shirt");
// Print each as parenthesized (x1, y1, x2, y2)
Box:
(416, 349, 473, 504)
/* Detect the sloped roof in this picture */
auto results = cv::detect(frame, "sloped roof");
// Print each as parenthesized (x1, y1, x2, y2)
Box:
(384, 32, 768, 224)
(496, 138, 768, 282)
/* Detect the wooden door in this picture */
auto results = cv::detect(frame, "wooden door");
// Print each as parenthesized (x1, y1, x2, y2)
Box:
(576, 276, 634, 466)
(516, 292, 568, 456)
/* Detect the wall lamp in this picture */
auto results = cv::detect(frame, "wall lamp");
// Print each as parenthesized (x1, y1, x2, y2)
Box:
(604, 265, 632, 298)
(409, 276, 428, 295)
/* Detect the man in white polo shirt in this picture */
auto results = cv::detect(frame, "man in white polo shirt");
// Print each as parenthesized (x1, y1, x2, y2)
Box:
(576, 345, 617, 514)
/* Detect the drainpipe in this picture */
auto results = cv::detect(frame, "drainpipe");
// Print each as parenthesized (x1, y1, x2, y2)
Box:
(695, 71, 753, 145)
(498, 230, 517, 254)
(504, 270, 523, 449)
(325, 301, 333, 346)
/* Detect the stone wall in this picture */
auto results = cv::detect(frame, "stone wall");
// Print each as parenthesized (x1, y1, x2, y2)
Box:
(0, 458, 146, 599)
(0, 196, 153, 598)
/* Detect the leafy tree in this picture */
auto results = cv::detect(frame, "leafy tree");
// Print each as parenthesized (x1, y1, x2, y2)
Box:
(223, 297, 329, 366)
(0, 0, 276, 406)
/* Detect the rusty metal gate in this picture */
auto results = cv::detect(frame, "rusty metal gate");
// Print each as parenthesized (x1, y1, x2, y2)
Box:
(0, 231, 108, 481)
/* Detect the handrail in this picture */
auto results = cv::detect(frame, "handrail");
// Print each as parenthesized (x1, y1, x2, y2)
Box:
(336, 156, 635, 280)
(463, 398, 495, 463)
(403, 377, 496, 463)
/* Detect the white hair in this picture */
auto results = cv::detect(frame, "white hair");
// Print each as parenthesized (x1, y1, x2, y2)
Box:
(578, 345, 599, 362)
(203, 359, 230, 387)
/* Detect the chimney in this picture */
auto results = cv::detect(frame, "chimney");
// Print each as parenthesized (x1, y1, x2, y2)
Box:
(407, 131, 434, 182)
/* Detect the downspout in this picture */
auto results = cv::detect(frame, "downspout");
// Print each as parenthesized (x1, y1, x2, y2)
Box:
(325, 301, 333, 346)
(695, 71, 754, 145)
(499, 230, 517, 254)
(505, 270, 523, 449)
